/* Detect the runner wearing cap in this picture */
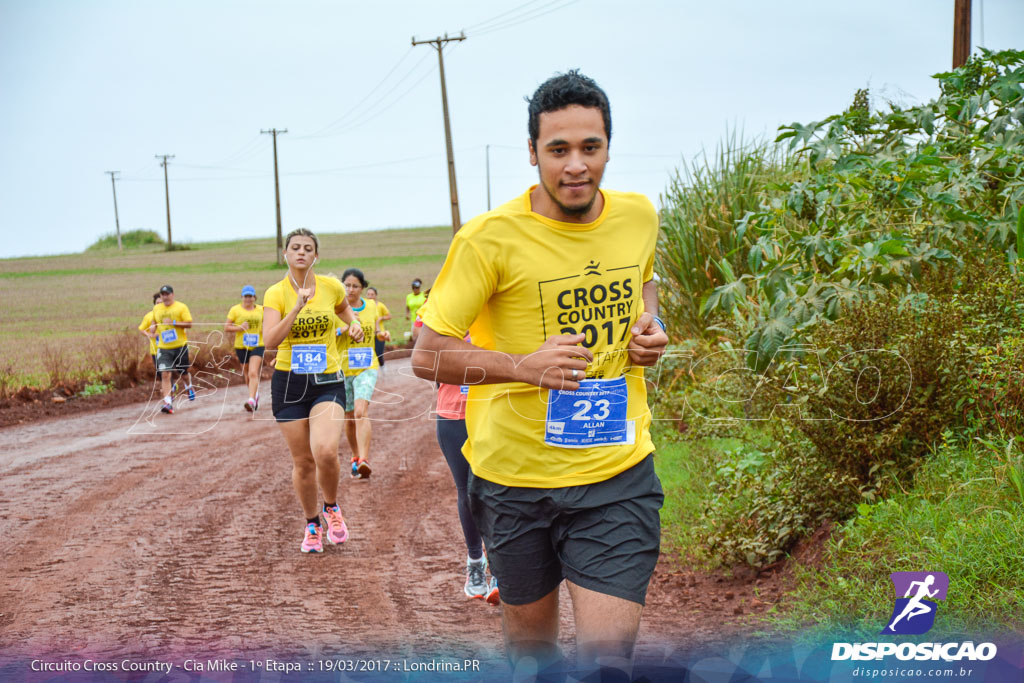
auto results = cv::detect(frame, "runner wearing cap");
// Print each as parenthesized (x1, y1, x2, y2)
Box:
(365, 286, 391, 370)
(263, 228, 364, 554)
(150, 285, 195, 414)
(335, 268, 390, 479)
(405, 278, 426, 342)
(225, 285, 265, 411)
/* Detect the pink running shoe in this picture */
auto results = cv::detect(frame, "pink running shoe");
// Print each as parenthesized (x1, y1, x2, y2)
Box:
(485, 577, 500, 606)
(323, 505, 349, 545)
(301, 523, 324, 554)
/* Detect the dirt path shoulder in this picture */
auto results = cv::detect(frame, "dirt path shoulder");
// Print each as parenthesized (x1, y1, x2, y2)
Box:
(0, 358, 784, 675)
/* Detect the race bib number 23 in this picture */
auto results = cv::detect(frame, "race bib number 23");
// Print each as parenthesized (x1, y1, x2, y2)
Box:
(545, 376, 633, 448)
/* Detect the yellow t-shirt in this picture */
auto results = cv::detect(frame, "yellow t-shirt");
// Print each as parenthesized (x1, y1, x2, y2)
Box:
(376, 301, 391, 320)
(406, 291, 427, 320)
(422, 187, 658, 488)
(227, 304, 264, 349)
(139, 311, 157, 356)
(152, 301, 192, 350)
(264, 274, 345, 373)
(335, 299, 380, 375)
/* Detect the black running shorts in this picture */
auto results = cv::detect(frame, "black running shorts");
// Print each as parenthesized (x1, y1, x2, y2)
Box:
(271, 369, 346, 422)
(156, 346, 191, 374)
(235, 346, 265, 365)
(468, 453, 663, 606)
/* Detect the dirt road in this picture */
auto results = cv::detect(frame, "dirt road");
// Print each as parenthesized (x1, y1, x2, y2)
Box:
(0, 359, 776, 677)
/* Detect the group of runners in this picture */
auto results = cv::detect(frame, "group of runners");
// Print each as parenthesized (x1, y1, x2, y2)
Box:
(133, 72, 668, 679)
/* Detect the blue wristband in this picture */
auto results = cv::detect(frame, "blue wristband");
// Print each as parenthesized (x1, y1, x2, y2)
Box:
(652, 316, 666, 332)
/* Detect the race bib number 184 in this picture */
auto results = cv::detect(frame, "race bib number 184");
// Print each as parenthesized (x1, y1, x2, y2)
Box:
(291, 344, 327, 374)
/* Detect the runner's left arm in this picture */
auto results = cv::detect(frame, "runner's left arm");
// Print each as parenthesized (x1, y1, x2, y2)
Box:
(334, 299, 364, 342)
(627, 280, 668, 367)
(170, 305, 193, 329)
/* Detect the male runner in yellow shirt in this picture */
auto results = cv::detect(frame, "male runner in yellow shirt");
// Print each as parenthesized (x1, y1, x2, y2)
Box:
(151, 284, 195, 413)
(412, 71, 668, 679)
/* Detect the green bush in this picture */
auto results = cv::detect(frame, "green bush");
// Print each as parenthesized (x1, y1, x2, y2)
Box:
(699, 439, 860, 567)
(87, 229, 164, 250)
(79, 381, 112, 397)
(700, 49, 1024, 370)
(669, 255, 1024, 569)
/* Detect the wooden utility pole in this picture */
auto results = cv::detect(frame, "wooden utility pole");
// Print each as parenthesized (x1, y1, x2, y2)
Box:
(485, 144, 491, 211)
(412, 32, 465, 234)
(104, 170, 122, 250)
(261, 128, 288, 265)
(155, 154, 175, 249)
(953, 0, 972, 68)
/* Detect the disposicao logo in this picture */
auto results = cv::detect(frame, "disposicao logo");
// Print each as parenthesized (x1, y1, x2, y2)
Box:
(831, 571, 998, 662)
(882, 571, 948, 635)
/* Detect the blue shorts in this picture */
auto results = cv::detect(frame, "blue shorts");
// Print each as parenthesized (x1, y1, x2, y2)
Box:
(344, 369, 379, 412)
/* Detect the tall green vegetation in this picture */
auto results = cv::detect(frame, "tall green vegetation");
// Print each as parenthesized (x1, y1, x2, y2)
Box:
(654, 49, 1024, 576)
(657, 131, 797, 340)
(698, 49, 1024, 370)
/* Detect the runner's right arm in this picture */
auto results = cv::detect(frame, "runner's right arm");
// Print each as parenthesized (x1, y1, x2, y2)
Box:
(412, 325, 592, 391)
(263, 290, 309, 349)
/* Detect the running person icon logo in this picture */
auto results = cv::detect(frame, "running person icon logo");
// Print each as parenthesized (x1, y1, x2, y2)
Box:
(881, 571, 949, 635)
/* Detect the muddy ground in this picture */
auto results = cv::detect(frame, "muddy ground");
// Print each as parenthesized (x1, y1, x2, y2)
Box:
(0, 358, 802, 678)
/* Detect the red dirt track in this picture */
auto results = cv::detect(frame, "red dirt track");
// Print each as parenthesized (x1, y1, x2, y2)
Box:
(0, 359, 785, 675)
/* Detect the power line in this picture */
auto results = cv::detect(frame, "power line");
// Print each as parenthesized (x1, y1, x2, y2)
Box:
(174, 162, 266, 173)
(302, 46, 417, 138)
(294, 51, 436, 140)
(313, 57, 438, 137)
(209, 134, 267, 166)
(471, 0, 582, 37)
(463, 0, 547, 32)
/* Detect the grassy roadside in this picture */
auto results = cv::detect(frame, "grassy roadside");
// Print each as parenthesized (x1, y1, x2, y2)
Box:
(779, 432, 1024, 638)
(0, 226, 453, 386)
(654, 422, 1024, 637)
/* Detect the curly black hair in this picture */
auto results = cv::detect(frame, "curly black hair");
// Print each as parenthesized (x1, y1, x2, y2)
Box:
(527, 70, 611, 150)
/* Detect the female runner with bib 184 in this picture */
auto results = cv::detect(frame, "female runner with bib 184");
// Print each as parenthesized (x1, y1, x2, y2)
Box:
(263, 229, 365, 554)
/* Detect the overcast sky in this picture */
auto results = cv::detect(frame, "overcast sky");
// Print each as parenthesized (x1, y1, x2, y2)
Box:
(0, 0, 1021, 259)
